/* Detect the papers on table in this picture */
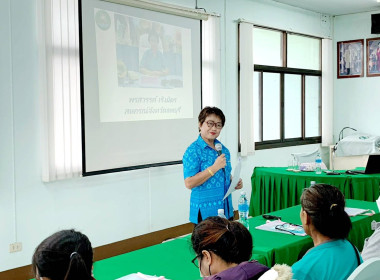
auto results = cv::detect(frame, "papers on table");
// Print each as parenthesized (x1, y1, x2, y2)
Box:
(255, 220, 307, 236)
(345, 207, 374, 217)
(223, 157, 242, 200)
(116, 273, 170, 280)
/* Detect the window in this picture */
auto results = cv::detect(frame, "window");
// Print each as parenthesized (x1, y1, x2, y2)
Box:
(252, 27, 322, 149)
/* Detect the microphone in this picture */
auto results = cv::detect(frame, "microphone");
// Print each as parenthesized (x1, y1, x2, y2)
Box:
(215, 143, 225, 175)
(215, 143, 222, 156)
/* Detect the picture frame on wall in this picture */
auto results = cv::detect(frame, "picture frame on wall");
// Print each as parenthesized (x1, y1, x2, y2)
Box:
(337, 39, 364, 79)
(366, 37, 380, 77)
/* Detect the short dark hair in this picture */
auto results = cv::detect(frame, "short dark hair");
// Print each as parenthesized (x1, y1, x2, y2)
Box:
(191, 216, 252, 264)
(198, 107, 225, 130)
(32, 229, 93, 280)
(301, 184, 352, 239)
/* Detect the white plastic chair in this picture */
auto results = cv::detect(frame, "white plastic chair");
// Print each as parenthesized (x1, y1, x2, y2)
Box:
(347, 257, 380, 280)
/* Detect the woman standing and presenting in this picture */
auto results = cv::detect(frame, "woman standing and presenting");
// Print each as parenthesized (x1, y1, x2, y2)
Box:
(183, 107, 242, 224)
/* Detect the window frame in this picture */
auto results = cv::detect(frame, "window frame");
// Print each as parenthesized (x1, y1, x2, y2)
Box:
(251, 28, 322, 150)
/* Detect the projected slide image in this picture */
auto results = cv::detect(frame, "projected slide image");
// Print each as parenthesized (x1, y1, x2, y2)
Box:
(93, 8, 194, 123)
(114, 14, 183, 89)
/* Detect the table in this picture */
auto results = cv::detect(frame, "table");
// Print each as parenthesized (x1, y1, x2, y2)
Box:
(249, 167, 380, 217)
(92, 200, 379, 280)
(93, 235, 265, 280)
(93, 237, 199, 280)
(250, 199, 379, 267)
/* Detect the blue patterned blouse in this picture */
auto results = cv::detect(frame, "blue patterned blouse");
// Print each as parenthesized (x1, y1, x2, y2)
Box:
(183, 135, 233, 224)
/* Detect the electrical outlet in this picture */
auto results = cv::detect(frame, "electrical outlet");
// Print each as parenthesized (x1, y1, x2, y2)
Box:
(9, 242, 22, 253)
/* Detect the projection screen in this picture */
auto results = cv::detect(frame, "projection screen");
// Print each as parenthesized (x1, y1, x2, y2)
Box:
(80, 0, 202, 175)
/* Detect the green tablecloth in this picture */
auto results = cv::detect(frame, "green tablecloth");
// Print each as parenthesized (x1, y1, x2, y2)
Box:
(250, 199, 379, 267)
(92, 235, 266, 280)
(93, 237, 199, 280)
(250, 167, 380, 217)
(93, 200, 379, 280)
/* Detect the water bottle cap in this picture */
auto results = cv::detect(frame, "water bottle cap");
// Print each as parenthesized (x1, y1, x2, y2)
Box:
(310, 181, 316, 185)
(217, 209, 224, 214)
(240, 191, 246, 196)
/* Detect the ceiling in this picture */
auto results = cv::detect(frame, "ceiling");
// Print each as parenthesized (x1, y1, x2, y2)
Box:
(271, 0, 380, 16)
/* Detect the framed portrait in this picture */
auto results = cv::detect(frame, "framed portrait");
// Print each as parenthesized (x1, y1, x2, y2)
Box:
(337, 39, 364, 79)
(366, 37, 380, 77)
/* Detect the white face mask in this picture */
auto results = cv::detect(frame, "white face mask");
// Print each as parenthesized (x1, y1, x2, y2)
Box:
(198, 257, 204, 277)
(199, 251, 213, 277)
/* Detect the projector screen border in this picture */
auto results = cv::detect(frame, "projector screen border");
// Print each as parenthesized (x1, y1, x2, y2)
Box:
(78, 0, 203, 176)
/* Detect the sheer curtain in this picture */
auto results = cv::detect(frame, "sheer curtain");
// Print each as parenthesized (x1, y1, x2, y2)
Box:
(39, 0, 82, 181)
(202, 15, 221, 108)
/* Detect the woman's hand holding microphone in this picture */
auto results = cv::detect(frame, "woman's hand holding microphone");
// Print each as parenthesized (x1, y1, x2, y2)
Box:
(212, 154, 227, 173)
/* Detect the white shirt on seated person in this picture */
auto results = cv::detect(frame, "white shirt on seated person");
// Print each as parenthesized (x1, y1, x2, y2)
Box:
(362, 222, 380, 261)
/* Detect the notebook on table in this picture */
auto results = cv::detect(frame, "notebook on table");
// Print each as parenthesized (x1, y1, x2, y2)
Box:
(347, 154, 380, 174)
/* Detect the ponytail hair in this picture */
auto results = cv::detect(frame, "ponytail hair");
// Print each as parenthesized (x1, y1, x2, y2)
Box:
(301, 184, 352, 239)
(32, 229, 93, 280)
(191, 216, 252, 264)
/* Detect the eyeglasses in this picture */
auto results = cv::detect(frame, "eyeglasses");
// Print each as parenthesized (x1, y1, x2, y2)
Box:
(191, 250, 217, 269)
(205, 121, 223, 129)
(191, 254, 202, 268)
(275, 223, 304, 235)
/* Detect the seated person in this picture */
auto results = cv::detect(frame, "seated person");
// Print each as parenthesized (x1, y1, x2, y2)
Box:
(191, 216, 269, 279)
(361, 221, 380, 261)
(140, 32, 168, 77)
(292, 184, 362, 280)
(32, 229, 94, 280)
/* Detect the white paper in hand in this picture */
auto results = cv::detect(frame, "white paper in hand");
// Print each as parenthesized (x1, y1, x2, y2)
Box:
(223, 157, 242, 200)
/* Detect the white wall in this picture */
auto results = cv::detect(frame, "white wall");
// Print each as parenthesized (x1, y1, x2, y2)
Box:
(0, 0, 331, 272)
(334, 11, 380, 139)
(0, 0, 17, 272)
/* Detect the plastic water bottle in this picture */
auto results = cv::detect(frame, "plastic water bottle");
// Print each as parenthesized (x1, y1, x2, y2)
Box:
(310, 181, 316, 187)
(238, 191, 250, 229)
(315, 152, 322, 174)
(217, 209, 227, 219)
